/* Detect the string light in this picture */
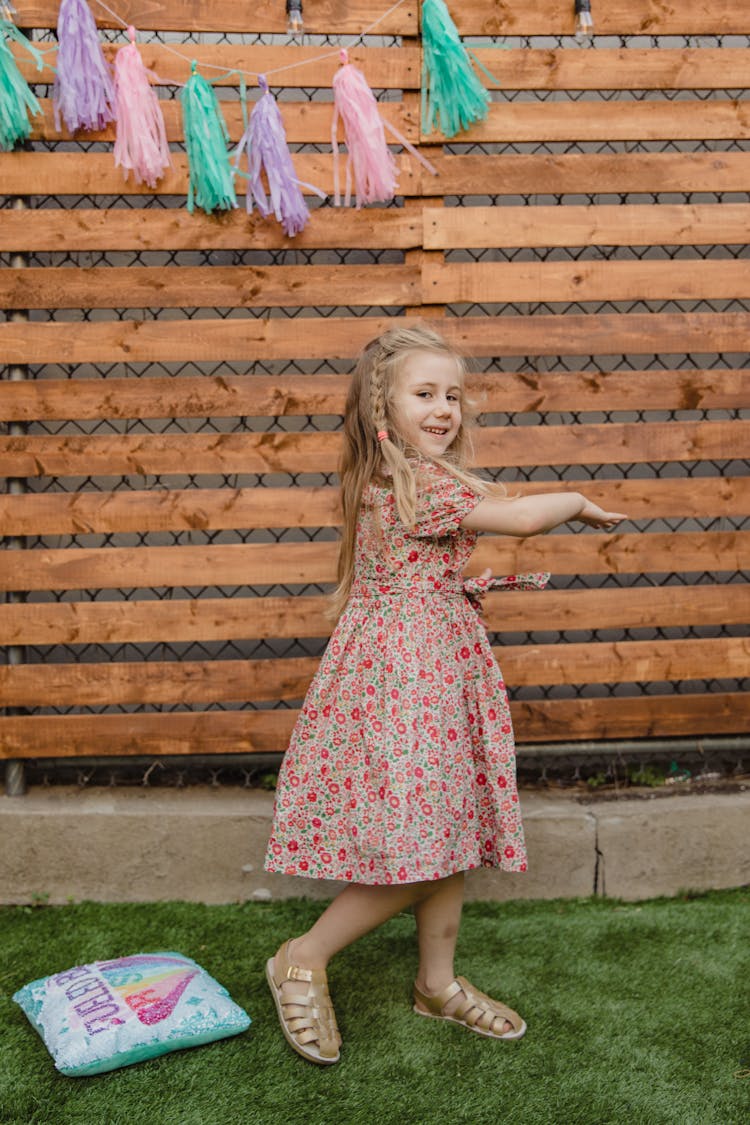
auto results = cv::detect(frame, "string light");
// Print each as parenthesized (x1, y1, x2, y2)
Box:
(286, 0, 303, 38)
(574, 0, 594, 43)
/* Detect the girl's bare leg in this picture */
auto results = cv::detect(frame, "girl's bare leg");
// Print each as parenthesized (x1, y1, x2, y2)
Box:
(413, 871, 514, 1035)
(273, 872, 514, 1035)
(413, 871, 465, 994)
(275, 880, 432, 981)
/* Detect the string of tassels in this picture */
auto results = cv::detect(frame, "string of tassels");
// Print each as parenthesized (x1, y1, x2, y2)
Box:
(113, 26, 170, 187)
(0, 18, 43, 150)
(54, 0, 116, 133)
(2, 0, 442, 221)
(234, 75, 325, 238)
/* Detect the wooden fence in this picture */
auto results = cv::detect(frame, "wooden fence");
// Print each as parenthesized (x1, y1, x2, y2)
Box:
(1, 0, 749, 768)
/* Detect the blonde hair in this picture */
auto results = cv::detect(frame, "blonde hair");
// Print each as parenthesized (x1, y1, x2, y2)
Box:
(331, 324, 503, 618)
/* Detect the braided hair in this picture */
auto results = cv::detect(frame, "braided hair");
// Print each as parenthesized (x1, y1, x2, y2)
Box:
(332, 324, 497, 618)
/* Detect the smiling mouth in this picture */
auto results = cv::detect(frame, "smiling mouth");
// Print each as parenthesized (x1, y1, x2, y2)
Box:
(423, 427, 450, 436)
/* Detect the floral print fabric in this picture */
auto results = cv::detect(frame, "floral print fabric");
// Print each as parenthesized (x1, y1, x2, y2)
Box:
(265, 462, 546, 885)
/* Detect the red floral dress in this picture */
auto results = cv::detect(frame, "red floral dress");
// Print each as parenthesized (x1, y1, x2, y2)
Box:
(264, 462, 548, 885)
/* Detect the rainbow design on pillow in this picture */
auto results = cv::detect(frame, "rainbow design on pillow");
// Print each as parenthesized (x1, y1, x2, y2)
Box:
(13, 952, 251, 1076)
(98, 954, 199, 1027)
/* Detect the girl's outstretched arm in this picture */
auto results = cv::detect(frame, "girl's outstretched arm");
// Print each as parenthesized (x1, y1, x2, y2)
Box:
(461, 492, 627, 537)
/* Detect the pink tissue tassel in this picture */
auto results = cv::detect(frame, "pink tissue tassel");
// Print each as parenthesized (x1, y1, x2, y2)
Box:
(331, 49, 398, 207)
(113, 27, 170, 188)
(54, 0, 115, 133)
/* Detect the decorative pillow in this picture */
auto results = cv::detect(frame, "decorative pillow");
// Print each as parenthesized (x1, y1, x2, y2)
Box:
(13, 951, 251, 1077)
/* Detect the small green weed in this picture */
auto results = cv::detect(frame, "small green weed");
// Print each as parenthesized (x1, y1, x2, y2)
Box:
(627, 763, 666, 787)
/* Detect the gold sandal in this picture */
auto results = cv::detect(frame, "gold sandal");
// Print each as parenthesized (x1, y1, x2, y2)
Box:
(413, 976, 526, 1040)
(266, 940, 342, 1065)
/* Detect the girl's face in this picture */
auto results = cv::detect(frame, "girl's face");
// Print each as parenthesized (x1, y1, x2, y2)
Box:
(389, 349, 463, 458)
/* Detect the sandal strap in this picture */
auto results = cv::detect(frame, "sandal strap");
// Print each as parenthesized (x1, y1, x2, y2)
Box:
(272, 941, 341, 1058)
(414, 975, 523, 1036)
(413, 978, 463, 1013)
(454, 976, 523, 1034)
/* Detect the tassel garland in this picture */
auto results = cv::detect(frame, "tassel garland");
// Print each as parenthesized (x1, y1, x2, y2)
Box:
(54, 0, 116, 133)
(421, 0, 489, 138)
(113, 26, 170, 187)
(234, 75, 324, 237)
(331, 49, 398, 207)
(180, 61, 237, 214)
(0, 19, 43, 151)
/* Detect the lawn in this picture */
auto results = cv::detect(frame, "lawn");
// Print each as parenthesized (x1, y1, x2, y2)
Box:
(1, 890, 747, 1125)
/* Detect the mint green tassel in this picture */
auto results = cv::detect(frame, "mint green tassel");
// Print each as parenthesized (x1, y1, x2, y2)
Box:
(421, 0, 490, 138)
(180, 61, 237, 214)
(0, 20, 43, 151)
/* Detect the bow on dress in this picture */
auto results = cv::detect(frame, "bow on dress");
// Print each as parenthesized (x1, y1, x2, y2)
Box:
(462, 571, 550, 614)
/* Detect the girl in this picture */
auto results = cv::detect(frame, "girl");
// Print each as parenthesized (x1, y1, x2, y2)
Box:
(264, 325, 625, 1065)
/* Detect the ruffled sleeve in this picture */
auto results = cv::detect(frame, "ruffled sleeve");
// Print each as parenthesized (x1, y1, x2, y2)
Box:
(408, 462, 483, 538)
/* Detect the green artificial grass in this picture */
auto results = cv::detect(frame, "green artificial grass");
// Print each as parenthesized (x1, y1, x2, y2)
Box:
(1, 890, 748, 1125)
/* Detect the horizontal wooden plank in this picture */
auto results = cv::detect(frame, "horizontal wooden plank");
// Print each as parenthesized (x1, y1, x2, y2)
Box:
(503, 637, 750, 689)
(5, 151, 750, 200)
(0, 420, 745, 477)
(0, 540, 338, 591)
(423, 152, 750, 197)
(2, 532, 746, 592)
(17, 45, 748, 92)
(0, 585, 746, 645)
(468, 48, 750, 91)
(0, 656, 321, 708)
(31, 98, 419, 146)
(16, 43, 419, 88)
(482, 585, 750, 633)
(427, 100, 750, 144)
(3, 313, 750, 365)
(515, 691, 750, 741)
(453, 0, 750, 35)
(0, 264, 419, 310)
(29, 97, 750, 150)
(0, 208, 422, 253)
(1, 690, 747, 758)
(425, 204, 750, 250)
(0, 593, 331, 645)
(6, 258, 750, 311)
(0, 152, 422, 198)
(2, 477, 748, 538)
(0, 710, 298, 758)
(2, 636, 744, 707)
(426, 259, 750, 304)
(14, 1, 418, 34)
(2, 369, 746, 423)
(0, 486, 343, 535)
(14, 0, 749, 37)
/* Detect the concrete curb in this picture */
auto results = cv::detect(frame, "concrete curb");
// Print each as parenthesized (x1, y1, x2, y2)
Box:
(1, 787, 748, 905)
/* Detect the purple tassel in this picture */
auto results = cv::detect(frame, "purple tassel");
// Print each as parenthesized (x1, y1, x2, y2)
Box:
(233, 75, 324, 238)
(54, 0, 115, 133)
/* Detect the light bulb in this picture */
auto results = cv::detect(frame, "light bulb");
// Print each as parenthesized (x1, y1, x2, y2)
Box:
(574, 0, 594, 42)
(286, 0, 303, 37)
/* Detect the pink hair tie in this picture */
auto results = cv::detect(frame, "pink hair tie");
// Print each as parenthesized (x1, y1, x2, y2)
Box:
(377, 429, 389, 442)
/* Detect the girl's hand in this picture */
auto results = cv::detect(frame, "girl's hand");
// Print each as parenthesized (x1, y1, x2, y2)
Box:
(576, 500, 627, 530)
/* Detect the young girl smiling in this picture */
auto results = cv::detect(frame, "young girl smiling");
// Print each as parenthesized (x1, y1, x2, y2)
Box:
(265, 325, 625, 1064)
